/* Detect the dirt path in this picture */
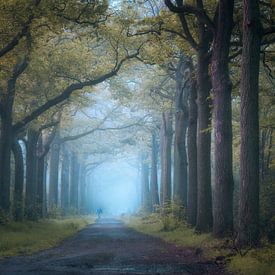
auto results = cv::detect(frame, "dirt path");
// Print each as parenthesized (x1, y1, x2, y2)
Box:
(0, 218, 226, 274)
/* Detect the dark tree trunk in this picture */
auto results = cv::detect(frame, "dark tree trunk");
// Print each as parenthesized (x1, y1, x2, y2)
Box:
(160, 111, 173, 206)
(196, 48, 213, 232)
(238, 0, 261, 246)
(25, 128, 40, 219)
(48, 133, 60, 209)
(79, 164, 86, 214)
(37, 154, 46, 218)
(70, 152, 79, 211)
(61, 146, 70, 214)
(150, 131, 159, 210)
(211, 0, 234, 236)
(173, 58, 189, 210)
(0, 116, 13, 213)
(141, 152, 151, 212)
(187, 80, 198, 226)
(11, 138, 24, 220)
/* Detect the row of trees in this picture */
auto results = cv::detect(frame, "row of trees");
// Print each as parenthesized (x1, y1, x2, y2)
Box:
(128, 0, 274, 247)
(0, 0, 274, 250)
(0, 1, 143, 219)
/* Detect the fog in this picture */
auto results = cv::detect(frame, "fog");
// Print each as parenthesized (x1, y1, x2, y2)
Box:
(87, 158, 140, 216)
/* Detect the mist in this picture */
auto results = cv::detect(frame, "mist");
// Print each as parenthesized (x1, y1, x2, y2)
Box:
(87, 158, 140, 216)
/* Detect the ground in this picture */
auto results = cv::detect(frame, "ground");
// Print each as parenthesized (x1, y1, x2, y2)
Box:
(0, 218, 226, 274)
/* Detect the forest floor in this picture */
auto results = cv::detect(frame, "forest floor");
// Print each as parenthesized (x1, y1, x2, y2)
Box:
(0, 218, 226, 274)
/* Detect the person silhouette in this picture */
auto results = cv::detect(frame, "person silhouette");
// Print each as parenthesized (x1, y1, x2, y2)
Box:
(96, 208, 103, 219)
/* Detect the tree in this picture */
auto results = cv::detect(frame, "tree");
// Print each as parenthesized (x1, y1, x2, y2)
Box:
(238, 0, 262, 246)
(211, 0, 234, 236)
(165, 0, 213, 232)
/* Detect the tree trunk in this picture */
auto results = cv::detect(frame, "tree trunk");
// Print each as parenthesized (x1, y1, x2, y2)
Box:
(196, 48, 213, 232)
(70, 152, 79, 211)
(187, 80, 198, 226)
(141, 152, 151, 212)
(160, 111, 173, 206)
(37, 154, 46, 218)
(61, 146, 70, 214)
(238, 0, 261, 246)
(173, 58, 189, 210)
(0, 116, 13, 213)
(150, 131, 159, 210)
(79, 164, 86, 214)
(48, 133, 60, 209)
(25, 128, 40, 220)
(211, 0, 234, 236)
(11, 138, 24, 220)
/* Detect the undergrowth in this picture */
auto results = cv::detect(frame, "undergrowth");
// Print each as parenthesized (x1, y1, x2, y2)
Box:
(0, 216, 93, 258)
(123, 214, 275, 275)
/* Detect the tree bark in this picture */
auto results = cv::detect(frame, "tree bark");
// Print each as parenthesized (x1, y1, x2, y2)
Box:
(211, 0, 234, 236)
(48, 133, 61, 209)
(141, 152, 151, 212)
(187, 80, 198, 226)
(238, 0, 261, 246)
(196, 48, 213, 232)
(25, 128, 40, 219)
(160, 111, 173, 206)
(173, 58, 189, 210)
(79, 163, 86, 214)
(150, 131, 159, 210)
(70, 152, 79, 211)
(11, 138, 24, 220)
(0, 116, 13, 213)
(37, 135, 47, 218)
(61, 146, 70, 214)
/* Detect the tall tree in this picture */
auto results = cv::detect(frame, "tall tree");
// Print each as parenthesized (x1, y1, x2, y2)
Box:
(141, 152, 151, 212)
(187, 69, 198, 226)
(165, 0, 213, 231)
(238, 0, 261, 246)
(211, 0, 235, 236)
(173, 57, 189, 209)
(150, 130, 160, 209)
(160, 110, 173, 206)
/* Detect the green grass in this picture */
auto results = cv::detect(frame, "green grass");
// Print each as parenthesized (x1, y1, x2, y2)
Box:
(123, 215, 275, 275)
(0, 216, 94, 258)
(228, 245, 275, 275)
(123, 215, 220, 251)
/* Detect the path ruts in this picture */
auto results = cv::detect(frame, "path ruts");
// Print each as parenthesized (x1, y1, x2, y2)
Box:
(0, 218, 226, 274)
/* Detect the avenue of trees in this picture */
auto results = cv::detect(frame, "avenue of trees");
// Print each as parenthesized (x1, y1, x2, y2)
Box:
(0, 0, 274, 248)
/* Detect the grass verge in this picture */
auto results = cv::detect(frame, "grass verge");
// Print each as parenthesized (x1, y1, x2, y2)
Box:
(123, 215, 275, 275)
(0, 216, 93, 258)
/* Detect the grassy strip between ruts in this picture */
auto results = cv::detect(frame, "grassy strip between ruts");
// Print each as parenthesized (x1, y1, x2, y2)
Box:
(122, 215, 275, 275)
(0, 216, 94, 258)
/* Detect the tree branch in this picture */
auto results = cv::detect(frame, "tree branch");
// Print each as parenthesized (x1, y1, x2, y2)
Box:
(164, 0, 215, 34)
(13, 50, 141, 133)
(0, 0, 41, 58)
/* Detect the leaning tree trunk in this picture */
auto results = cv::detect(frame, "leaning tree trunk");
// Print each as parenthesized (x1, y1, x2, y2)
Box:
(160, 111, 173, 207)
(187, 80, 198, 226)
(238, 0, 261, 246)
(150, 131, 159, 210)
(173, 58, 189, 211)
(25, 128, 40, 220)
(11, 138, 24, 220)
(48, 133, 61, 210)
(211, 0, 234, 236)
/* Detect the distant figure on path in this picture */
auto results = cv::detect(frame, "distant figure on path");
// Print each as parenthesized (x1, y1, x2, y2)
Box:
(96, 208, 103, 219)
